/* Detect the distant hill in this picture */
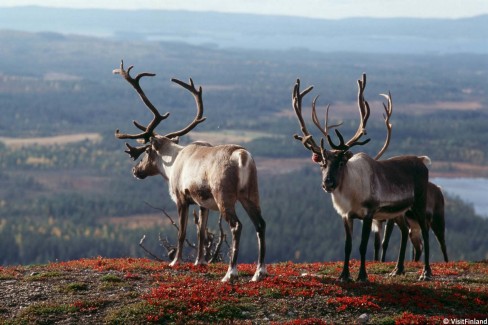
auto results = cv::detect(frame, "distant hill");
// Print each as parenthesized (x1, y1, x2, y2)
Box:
(0, 26, 487, 267)
(0, 6, 487, 54)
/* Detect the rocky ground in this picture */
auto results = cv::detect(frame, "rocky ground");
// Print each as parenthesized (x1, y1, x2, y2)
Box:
(0, 258, 487, 324)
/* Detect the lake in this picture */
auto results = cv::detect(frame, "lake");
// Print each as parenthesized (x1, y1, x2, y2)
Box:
(432, 177, 488, 218)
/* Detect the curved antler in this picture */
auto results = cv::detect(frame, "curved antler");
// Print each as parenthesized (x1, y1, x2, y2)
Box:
(291, 79, 322, 155)
(123, 142, 150, 161)
(374, 92, 393, 160)
(326, 73, 371, 151)
(348, 73, 371, 146)
(311, 96, 345, 150)
(293, 74, 393, 158)
(164, 78, 207, 139)
(114, 60, 170, 144)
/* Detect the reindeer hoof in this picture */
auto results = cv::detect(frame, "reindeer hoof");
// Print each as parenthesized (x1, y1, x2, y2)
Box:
(251, 265, 267, 282)
(221, 267, 238, 282)
(169, 258, 180, 267)
(355, 268, 369, 282)
(419, 271, 433, 281)
(194, 259, 208, 266)
(338, 273, 352, 283)
(418, 267, 433, 281)
(221, 273, 238, 283)
(389, 267, 405, 277)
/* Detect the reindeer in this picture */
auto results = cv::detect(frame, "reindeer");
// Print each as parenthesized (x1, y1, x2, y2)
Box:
(113, 61, 266, 282)
(374, 181, 448, 263)
(367, 108, 448, 264)
(372, 217, 408, 262)
(292, 74, 433, 281)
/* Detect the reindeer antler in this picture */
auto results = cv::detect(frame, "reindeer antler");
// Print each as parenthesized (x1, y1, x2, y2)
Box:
(123, 142, 149, 161)
(164, 78, 207, 139)
(374, 92, 393, 160)
(114, 60, 170, 144)
(292, 74, 393, 158)
(348, 73, 371, 146)
(292, 79, 322, 155)
(326, 73, 371, 151)
(292, 79, 346, 159)
(114, 61, 207, 160)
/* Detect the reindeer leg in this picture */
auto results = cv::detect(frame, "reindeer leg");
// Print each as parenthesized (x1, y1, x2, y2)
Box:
(241, 198, 267, 281)
(405, 217, 422, 261)
(373, 220, 381, 262)
(431, 211, 448, 263)
(195, 207, 209, 266)
(357, 215, 373, 282)
(390, 216, 408, 276)
(339, 216, 353, 282)
(412, 205, 432, 280)
(373, 232, 380, 262)
(419, 220, 432, 281)
(409, 230, 423, 262)
(221, 207, 242, 282)
(170, 202, 189, 267)
(381, 219, 395, 262)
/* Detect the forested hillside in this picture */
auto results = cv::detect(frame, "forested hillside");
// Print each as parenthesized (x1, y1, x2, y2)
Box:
(1, 7, 487, 53)
(0, 30, 487, 266)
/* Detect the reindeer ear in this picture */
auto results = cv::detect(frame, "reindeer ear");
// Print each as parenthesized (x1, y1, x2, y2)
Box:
(312, 153, 322, 163)
(171, 136, 180, 144)
(149, 136, 163, 151)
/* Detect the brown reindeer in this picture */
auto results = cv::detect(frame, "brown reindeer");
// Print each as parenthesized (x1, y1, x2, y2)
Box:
(369, 105, 448, 264)
(113, 61, 266, 282)
(374, 182, 448, 263)
(292, 74, 432, 281)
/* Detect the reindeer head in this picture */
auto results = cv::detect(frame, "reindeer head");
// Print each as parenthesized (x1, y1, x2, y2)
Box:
(113, 61, 206, 179)
(292, 74, 393, 193)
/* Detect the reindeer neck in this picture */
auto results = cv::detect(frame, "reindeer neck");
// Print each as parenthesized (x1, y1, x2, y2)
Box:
(332, 153, 374, 205)
(159, 141, 184, 181)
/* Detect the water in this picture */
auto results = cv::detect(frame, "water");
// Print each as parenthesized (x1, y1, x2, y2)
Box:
(432, 177, 488, 218)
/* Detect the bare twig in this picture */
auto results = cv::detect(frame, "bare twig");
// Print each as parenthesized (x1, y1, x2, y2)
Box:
(139, 201, 229, 263)
(138, 235, 164, 261)
(208, 214, 227, 263)
(144, 201, 196, 248)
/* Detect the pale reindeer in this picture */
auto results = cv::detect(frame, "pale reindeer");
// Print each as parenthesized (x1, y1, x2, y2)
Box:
(113, 61, 266, 282)
(374, 181, 448, 263)
(292, 74, 433, 281)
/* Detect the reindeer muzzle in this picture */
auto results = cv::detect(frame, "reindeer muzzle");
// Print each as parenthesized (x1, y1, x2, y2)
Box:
(323, 178, 336, 193)
(132, 167, 147, 180)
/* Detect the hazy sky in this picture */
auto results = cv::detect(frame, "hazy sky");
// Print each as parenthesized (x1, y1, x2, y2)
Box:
(2, 0, 488, 19)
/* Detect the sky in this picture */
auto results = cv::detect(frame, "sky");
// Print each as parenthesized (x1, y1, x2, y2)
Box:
(1, 0, 488, 19)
